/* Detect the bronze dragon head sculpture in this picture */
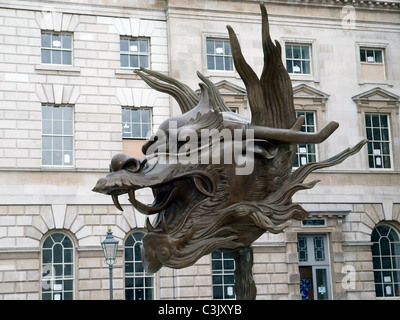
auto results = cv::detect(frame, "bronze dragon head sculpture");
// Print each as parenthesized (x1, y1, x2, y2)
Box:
(93, 3, 366, 276)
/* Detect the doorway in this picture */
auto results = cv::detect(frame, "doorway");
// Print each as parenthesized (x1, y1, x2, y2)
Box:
(297, 234, 332, 300)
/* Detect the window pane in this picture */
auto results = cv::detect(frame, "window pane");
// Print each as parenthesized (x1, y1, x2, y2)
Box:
(63, 137, 73, 151)
(372, 115, 380, 127)
(53, 120, 62, 135)
(42, 151, 52, 165)
(380, 115, 388, 127)
(141, 124, 150, 138)
(366, 49, 374, 62)
(41, 33, 51, 48)
(301, 46, 310, 59)
(131, 125, 140, 137)
(225, 56, 233, 71)
(140, 109, 150, 123)
(286, 60, 293, 73)
(52, 50, 61, 64)
(52, 34, 61, 48)
(120, 38, 129, 52)
(41, 49, 51, 63)
(206, 40, 214, 54)
(360, 49, 366, 62)
(139, 55, 148, 68)
(53, 136, 62, 150)
(62, 51, 72, 65)
(293, 60, 301, 73)
(62, 34, 72, 49)
(285, 45, 292, 59)
(215, 56, 223, 70)
(375, 50, 383, 63)
(213, 286, 223, 299)
(131, 109, 140, 122)
(215, 41, 223, 55)
(130, 55, 139, 68)
(207, 56, 215, 70)
(139, 40, 148, 53)
(120, 54, 129, 67)
(53, 151, 63, 165)
(293, 46, 301, 59)
(224, 42, 232, 55)
(130, 39, 138, 52)
(42, 120, 52, 135)
(302, 61, 311, 74)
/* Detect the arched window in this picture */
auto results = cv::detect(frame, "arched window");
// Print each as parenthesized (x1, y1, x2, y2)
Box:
(371, 225, 400, 297)
(41, 233, 74, 300)
(211, 251, 235, 299)
(124, 232, 154, 300)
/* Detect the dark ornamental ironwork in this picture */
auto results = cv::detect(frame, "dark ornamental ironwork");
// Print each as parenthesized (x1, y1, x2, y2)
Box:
(93, 3, 366, 299)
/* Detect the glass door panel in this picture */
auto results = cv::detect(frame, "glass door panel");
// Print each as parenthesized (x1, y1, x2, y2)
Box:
(314, 267, 330, 300)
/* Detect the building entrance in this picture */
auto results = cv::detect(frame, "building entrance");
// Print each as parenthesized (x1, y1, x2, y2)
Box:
(297, 234, 332, 300)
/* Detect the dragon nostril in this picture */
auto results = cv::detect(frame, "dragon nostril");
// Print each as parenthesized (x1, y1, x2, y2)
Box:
(110, 153, 141, 172)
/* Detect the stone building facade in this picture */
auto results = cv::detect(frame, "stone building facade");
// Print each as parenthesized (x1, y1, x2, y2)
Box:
(0, 0, 399, 300)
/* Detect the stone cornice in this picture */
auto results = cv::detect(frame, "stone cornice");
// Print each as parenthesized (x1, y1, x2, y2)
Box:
(269, 0, 400, 10)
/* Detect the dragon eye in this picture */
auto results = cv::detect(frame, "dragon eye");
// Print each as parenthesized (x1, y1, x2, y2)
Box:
(158, 247, 171, 260)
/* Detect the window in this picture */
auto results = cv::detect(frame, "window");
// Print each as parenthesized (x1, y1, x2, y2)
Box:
(211, 251, 235, 299)
(297, 234, 331, 300)
(293, 111, 317, 167)
(365, 114, 391, 169)
(206, 39, 233, 71)
(371, 225, 400, 298)
(359, 47, 386, 81)
(285, 44, 311, 75)
(360, 48, 383, 64)
(41, 32, 72, 65)
(120, 37, 150, 69)
(42, 105, 74, 166)
(41, 233, 74, 300)
(124, 232, 154, 300)
(122, 107, 152, 139)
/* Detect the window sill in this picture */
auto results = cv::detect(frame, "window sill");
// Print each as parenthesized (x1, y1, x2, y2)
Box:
(357, 79, 393, 86)
(115, 69, 141, 79)
(289, 73, 319, 83)
(202, 69, 237, 79)
(40, 165, 76, 171)
(35, 64, 81, 76)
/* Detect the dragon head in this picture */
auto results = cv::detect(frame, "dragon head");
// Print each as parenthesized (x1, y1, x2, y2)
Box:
(93, 4, 366, 273)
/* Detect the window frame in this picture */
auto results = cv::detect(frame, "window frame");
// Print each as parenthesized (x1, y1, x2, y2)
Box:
(41, 31, 73, 66)
(41, 104, 74, 167)
(282, 38, 319, 82)
(120, 37, 150, 70)
(124, 231, 155, 300)
(285, 43, 312, 76)
(353, 88, 399, 171)
(293, 111, 318, 168)
(371, 224, 400, 298)
(211, 251, 236, 300)
(41, 232, 75, 300)
(360, 47, 384, 64)
(121, 107, 152, 140)
(205, 38, 233, 72)
(202, 33, 236, 78)
(355, 42, 393, 85)
(365, 113, 392, 169)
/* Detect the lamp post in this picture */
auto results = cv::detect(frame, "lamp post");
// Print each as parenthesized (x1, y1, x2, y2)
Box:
(101, 226, 119, 300)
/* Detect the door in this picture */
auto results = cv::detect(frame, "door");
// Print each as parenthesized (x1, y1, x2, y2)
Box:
(297, 234, 332, 300)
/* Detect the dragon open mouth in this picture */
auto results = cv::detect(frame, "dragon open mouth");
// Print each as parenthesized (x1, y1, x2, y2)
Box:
(93, 164, 216, 235)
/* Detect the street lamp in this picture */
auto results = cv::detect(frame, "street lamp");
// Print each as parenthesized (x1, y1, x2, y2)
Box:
(101, 226, 119, 300)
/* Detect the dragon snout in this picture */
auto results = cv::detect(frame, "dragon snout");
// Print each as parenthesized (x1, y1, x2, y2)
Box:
(109, 153, 141, 173)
